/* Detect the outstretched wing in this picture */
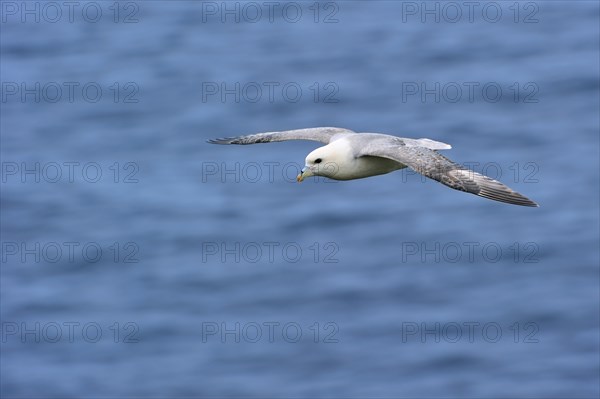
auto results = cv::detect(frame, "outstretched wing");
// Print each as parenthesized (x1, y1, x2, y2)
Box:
(358, 141, 538, 207)
(208, 127, 355, 145)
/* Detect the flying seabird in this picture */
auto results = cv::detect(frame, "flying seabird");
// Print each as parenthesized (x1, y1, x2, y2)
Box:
(208, 127, 538, 207)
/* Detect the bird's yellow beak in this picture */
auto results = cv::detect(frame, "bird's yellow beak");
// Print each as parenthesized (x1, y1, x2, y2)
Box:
(297, 166, 309, 183)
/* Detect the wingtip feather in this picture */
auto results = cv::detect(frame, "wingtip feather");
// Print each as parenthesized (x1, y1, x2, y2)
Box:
(207, 137, 235, 144)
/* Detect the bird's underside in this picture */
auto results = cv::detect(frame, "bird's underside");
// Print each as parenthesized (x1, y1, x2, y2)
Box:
(208, 127, 538, 207)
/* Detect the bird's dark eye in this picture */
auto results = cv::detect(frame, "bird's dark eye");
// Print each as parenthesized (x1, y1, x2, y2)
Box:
(314, 158, 322, 164)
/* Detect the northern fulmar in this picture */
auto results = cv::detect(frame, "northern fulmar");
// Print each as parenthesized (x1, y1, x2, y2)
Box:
(208, 127, 538, 207)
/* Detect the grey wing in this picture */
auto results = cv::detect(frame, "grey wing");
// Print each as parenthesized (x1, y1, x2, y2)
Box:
(208, 127, 355, 145)
(358, 142, 538, 207)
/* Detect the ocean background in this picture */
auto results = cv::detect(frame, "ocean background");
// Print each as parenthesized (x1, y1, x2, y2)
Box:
(1, 1, 599, 397)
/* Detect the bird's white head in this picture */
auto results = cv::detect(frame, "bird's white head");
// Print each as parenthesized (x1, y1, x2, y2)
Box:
(296, 145, 342, 182)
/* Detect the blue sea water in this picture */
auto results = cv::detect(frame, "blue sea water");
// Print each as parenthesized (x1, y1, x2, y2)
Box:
(1, 1, 599, 397)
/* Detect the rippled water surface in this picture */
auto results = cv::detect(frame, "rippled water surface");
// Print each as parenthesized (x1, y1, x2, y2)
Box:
(1, 1, 599, 397)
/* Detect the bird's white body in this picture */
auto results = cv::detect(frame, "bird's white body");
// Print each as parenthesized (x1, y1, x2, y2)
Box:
(305, 136, 405, 180)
